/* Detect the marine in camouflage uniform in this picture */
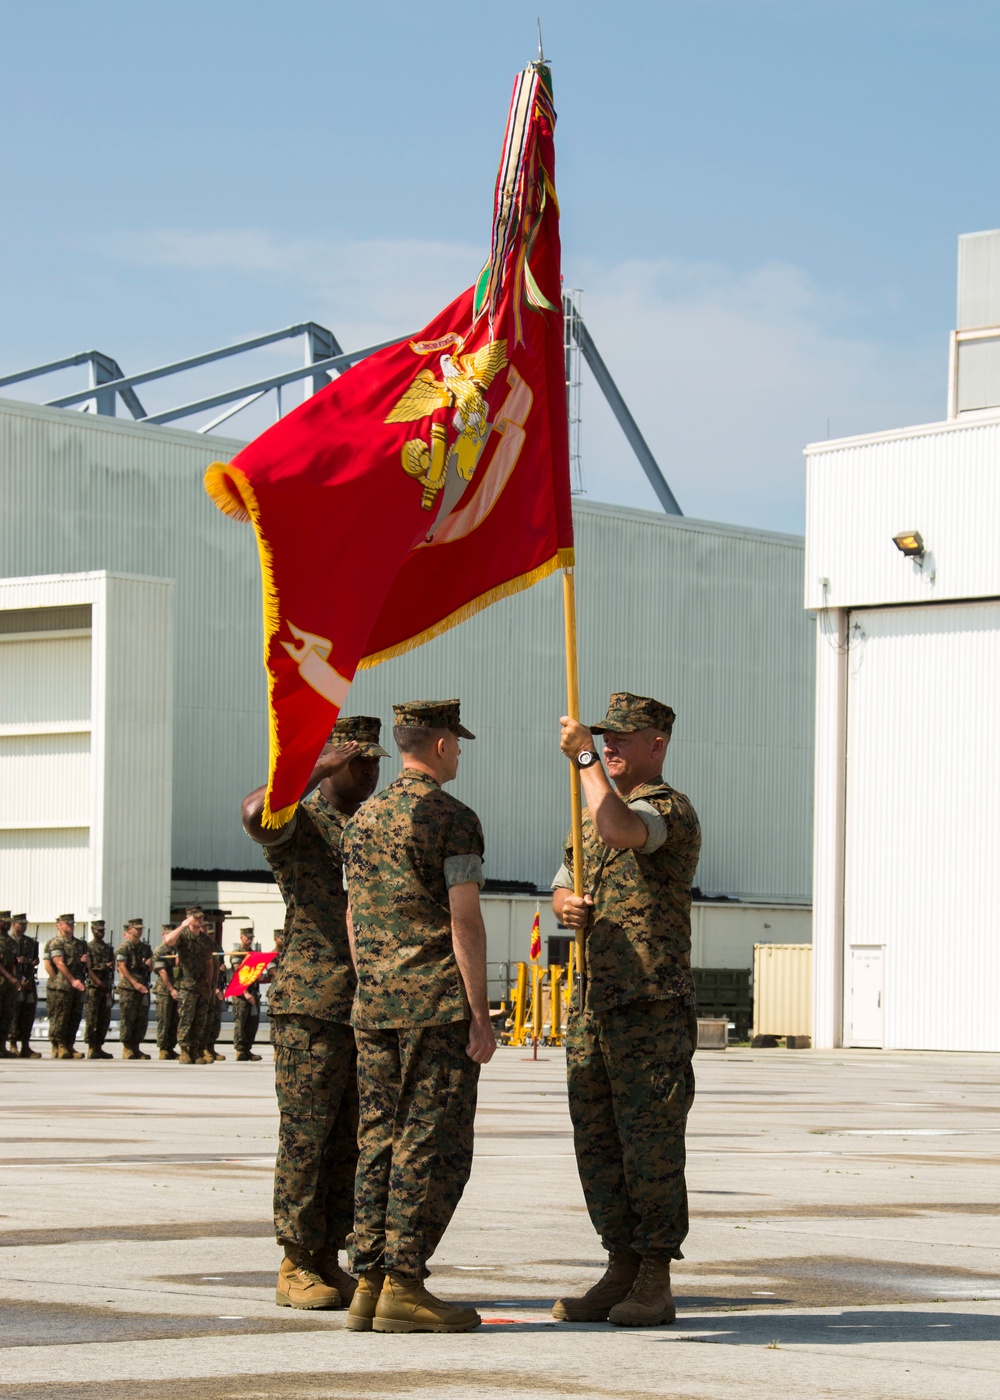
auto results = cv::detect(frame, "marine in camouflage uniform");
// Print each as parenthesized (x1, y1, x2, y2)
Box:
(152, 927, 180, 1058)
(342, 700, 494, 1335)
(84, 921, 116, 1059)
(202, 944, 228, 1062)
(46, 915, 89, 1058)
(552, 693, 701, 1328)
(230, 928, 263, 1060)
(244, 714, 386, 1311)
(117, 920, 153, 1059)
(0, 912, 19, 1057)
(161, 907, 217, 1064)
(8, 915, 41, 1058)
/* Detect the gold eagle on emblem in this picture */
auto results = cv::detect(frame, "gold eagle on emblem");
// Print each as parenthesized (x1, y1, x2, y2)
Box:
(385, 340, 508, 511)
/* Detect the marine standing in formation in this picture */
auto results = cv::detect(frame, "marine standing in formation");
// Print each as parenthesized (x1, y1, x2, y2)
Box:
(204, 946, 228, 1063)
(7, 915, 40, 1058)
(117, 919, 154, 1060)
(553, 692, 701, 1328)
(0, 912, 19, 1057)
(153, 925, 180, 1059)
(343, 700, 494, 1335)
(84, 920, 116, 1060)
(242, 715, 385, 1311)
(161, 906, 218, 1064)
(46, 915, 88, 1059)
(230, 927, 263, 1062)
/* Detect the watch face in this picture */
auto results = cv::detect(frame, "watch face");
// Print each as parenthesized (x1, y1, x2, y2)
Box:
(578, 750, 597, 767)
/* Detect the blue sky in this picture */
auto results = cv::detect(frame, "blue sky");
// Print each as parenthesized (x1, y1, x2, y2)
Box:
(3, 0, 999, 532)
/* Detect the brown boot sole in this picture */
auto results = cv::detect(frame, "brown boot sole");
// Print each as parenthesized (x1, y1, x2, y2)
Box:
(344, 1310, 374, 1331)
(609, 1305, 676, 1327)
(372, 1316, 481, 1334)
(273, 1289, 341, 1311)
(552, 1300, 611, 1322)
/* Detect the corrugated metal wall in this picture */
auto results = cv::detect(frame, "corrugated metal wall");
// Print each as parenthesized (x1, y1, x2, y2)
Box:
(843, 601, 1000, 1052)
(1, 398, 813, 899)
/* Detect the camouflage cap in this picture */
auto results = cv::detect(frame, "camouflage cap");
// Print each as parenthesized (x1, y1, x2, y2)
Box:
(11, 914, 27, 923)
(239, 926, 254, 936)
(392, 699, 475, 739)
(91, 920, 106, 930)
(0, 911, 10, 921)
(56, 913, 75, 924)
(161, 923, 172, 931)
(591, 691, 676, 736)
(128, 918, 144, 927)
(328, 714, 389, 758)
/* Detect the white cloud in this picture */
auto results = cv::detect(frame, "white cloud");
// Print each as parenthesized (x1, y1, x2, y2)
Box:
(568, 256, 943, 532)
(112, 229, 943, 532)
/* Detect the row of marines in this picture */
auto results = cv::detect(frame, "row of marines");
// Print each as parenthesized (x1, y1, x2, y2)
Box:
(0, 914, 266, 1062)
(241, 692, 700, 1334)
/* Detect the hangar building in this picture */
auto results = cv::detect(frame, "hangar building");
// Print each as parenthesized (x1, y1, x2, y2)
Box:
(807, 230, 1000, 1052)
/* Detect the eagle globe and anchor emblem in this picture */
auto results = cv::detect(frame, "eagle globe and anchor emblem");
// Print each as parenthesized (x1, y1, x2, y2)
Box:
(385, 332, 510, 530)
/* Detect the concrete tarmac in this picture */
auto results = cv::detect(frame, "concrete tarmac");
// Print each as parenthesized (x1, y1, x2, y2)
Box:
(1, 1041, 998, 1399)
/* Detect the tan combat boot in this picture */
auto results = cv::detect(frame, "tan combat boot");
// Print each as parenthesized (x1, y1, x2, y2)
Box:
(55, 1046, 72, 1060)
(122, 1046, 137, 1060)
(373, 1274, 481, 1333)
(552, 1248, 641, 1322)
(211, 1050, 226, 1061)
(345, 1268, 385, 1331)
(50, 1045, 60, 1059)
(315, 1247, 358, 1304)
(177, 1047, 195, 1064)
(88, 1047, 113, 1060)
(159, 1049, 178, 1060)
(607, 1255, 676, 1327)
(198, 1050, 216, 1065)
(274, 1249, 341, 1310)
(19, 1044, 41, 1059)
(135, 1047, 150, 1060)
(68, 1046, 84, 1059)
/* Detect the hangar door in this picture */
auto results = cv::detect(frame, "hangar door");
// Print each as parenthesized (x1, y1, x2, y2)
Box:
(843, 600, 1000, 1051)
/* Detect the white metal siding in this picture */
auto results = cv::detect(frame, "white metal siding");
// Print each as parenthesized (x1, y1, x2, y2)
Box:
(0, 829, 89, 923)
(1, 400, 813, 900)
(805, 415, 1000, 612)
(0, 636, 91, 725)
(957, 230, 1000, 329)
(843, 601, 1000, 1052)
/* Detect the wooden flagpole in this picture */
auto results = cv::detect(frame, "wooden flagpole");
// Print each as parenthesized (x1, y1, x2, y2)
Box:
(562, 566, 587, 1009)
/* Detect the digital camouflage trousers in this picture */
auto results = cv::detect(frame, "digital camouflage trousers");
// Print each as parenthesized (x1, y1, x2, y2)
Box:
(272, 1014, 359, 1254)
(177, 987, 211, 1054)
(207, 992, 223, 1048)
(155, 994, 179, 1051)
(566, 996, 696, 1260)
(233, 996, 260, 1054)
(118, 988, 150, 1047)
(0, 982, 16, 1044)
(47, 988, 85, 1049)
(85, 988, 113, 1048)
(10, 988, 37, 1046)
(348, 1020, 479, 1281)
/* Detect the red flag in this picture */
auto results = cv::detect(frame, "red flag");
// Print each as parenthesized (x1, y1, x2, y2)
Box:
(204, 64, 572, 825)
(224, 951, 276, 998)
(530, 911, 541, 961)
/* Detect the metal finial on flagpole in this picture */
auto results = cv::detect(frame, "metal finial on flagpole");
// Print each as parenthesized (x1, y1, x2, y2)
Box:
(537, 17, 546, 63)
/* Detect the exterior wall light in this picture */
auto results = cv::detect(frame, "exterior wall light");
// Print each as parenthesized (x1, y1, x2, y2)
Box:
(892, 530, 925, 560)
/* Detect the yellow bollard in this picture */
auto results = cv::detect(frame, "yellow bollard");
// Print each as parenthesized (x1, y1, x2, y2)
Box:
(530, 962, 544, 1057)
(507, 961, 528, 1047)
(548, 965, 564, 1045)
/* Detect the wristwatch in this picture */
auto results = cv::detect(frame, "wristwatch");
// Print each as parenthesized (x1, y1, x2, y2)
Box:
(575, 749, 600, 770)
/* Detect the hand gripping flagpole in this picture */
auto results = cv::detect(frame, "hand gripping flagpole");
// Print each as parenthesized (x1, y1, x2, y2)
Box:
(562, 566, 587, 1011)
